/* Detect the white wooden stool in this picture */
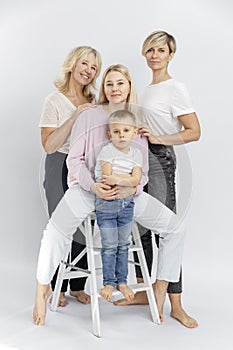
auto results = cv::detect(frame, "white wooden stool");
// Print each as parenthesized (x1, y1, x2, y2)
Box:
(50, 212, 160, 337)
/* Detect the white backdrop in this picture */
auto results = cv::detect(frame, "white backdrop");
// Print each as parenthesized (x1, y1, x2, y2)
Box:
(0, 0, 232, 291)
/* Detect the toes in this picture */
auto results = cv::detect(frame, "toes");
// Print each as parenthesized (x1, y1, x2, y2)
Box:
(34, 314, 45, 326)
(58, 298, 67, 307)
(113, 299, 128, 306)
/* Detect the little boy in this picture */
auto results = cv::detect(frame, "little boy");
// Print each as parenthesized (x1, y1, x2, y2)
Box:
(95, 109, 143, 302)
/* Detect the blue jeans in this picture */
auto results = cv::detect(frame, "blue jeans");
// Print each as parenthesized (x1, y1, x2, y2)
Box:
(96, 196, 134, 287)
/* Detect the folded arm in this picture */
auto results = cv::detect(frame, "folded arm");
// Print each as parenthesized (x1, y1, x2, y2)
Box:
(102, 161, 142, 187)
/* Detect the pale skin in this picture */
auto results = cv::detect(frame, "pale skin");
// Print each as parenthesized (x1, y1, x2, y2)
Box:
(99, 118, 141, 302)
(33, 69, 171, 325)
(35, 53, 98, 322)
(114, 41, 200, 328)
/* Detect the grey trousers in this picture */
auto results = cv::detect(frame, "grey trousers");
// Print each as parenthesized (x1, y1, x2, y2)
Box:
(44, 151, 87, 292)
(135, 144, 182, 294)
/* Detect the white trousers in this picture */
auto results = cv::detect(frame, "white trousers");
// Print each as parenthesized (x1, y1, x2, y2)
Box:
(36, 185, 186, 284)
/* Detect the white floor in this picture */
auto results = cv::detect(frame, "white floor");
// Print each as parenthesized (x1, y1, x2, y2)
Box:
(0, 261, 232, 350)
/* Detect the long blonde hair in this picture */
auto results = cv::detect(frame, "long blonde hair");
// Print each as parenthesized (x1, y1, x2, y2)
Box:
(98, 64, 138, 108)
(54, 46, 102, 102)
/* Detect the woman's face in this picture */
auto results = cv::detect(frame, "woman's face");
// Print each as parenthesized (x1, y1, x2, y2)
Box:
(72, 52, 98, 86)
(145, 43, 173, 71)
(104, 71, 130, 104)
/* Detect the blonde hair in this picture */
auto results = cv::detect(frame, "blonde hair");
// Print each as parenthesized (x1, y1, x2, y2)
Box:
(142, 30, 177, 56)
(109, 109, 137, 127)
(54, 46, 102, 102)
(98, 64, 138, 109)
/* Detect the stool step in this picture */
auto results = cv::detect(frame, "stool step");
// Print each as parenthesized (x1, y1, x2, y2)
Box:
(121, 283, 152, 294)
(98, 283, 152, 298)
(129, 245, 144, 252)
(63, 270, 90, 279)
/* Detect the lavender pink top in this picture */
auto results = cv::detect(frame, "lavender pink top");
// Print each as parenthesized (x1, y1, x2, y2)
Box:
(67, 105, 148, 195)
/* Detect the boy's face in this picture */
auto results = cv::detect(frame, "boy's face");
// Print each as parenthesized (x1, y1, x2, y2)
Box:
(108, 117, 138, 152)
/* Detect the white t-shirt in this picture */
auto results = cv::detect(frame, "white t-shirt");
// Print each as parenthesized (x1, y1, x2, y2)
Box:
(39, 91, 76, 154)
(95, 143, 143, 183)
(139, 78, 195, 135)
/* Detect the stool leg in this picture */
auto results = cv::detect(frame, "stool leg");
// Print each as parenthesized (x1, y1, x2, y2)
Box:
(85, 215, 101, 337)
(50, 244, 70, 312)
(132, 222, 160, 324)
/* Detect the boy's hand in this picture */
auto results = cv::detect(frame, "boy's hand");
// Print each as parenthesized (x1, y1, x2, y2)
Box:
(103, 174, 131, 186)
(102, 174, 118, 185)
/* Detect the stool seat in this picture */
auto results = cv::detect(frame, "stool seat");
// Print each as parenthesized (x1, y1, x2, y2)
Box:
(50, 212, 160, 337)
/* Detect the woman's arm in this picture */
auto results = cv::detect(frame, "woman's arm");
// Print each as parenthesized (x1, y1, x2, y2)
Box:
(139, 112, 201, 146)
(41, 103, 96, 154)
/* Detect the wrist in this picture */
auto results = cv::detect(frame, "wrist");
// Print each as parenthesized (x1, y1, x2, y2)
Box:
(90, 183, 97, 193)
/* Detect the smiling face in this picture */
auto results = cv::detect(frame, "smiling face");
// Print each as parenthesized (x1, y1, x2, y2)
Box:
(108, 116, 137, 152)
(145, 43, 174, 72)
(72, 52, 98, 86)
(104, 71, 131, 106)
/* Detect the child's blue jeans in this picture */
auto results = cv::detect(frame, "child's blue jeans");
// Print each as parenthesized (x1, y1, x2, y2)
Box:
(96, 196, 134, 287)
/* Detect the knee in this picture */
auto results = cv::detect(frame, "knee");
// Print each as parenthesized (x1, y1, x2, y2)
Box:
(44, 221, 71, 245)
(101, 237, 118, 250)
(102, 246, 118, 255)
(118, 243, 130, 253)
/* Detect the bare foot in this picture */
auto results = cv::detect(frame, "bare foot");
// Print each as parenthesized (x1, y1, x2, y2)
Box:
(114, 290, 148, 306)
(153, 280, 169, 322)
(117, 284, 134, 303)
(169, 293, 198, 328)
(99, 285, 114, 302)
(50, 292, 67, 307)
(33, 282, 52, 326)
(170, 307, 198, 328)
(70, 290, 91, 304)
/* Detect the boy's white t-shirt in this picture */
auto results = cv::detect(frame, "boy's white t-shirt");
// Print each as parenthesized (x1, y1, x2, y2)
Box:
(39, 91, 76, 154)
(139, 78, 195, 135)
(95, 143, 143, 183)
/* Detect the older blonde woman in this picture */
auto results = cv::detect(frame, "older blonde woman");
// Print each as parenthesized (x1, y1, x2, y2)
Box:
(39, 46, 102, 308)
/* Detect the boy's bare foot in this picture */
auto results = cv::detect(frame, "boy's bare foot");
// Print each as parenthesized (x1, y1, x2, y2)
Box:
(49, 292, 67, 307)
(33, 282, 52, 326)
(99, 285, 114, 302)
(117, 284, 134, 303)
(169, 293, 198, 328)
(153, 280, 168, 322)
(70, 290, 91, 304)
(114, 290, 148, 306)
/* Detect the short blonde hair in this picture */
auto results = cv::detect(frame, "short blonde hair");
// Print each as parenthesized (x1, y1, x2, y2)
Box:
(54, 46, 102, 102)
(142, 30, 177, 56)
(108, 109, 137, 127)
(98, 64, 138, 108)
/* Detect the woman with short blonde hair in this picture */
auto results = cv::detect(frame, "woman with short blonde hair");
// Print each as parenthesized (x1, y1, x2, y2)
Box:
(115, 30, 200, 328)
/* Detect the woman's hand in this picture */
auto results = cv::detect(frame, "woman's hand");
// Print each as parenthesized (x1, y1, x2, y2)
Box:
(90, 182, 117, 200)
(73, 103, 96, 121)
(139, 123, 161, 144)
